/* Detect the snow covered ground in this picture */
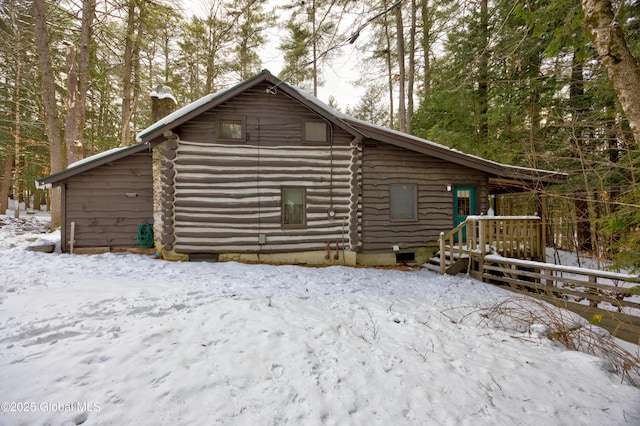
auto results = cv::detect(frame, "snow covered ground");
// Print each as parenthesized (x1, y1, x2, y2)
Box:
(1, 211, 639, 425)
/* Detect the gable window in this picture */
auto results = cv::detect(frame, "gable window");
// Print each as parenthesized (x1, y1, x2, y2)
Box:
(282, 188, 306, 227)
(219, 118, 244, 140)
(304, 121, 327, 142)
(390, 184, 417, 220)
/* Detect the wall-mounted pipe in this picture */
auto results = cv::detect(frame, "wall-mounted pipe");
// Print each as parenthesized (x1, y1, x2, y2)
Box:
(69, 221, 76, 254)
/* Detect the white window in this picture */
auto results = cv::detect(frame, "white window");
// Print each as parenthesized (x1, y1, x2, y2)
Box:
(390, 184, 417, 220)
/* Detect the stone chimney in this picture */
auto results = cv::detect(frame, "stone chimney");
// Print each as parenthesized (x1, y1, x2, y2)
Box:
(150, 84, 177, 123)
(150, 84, 180, 261)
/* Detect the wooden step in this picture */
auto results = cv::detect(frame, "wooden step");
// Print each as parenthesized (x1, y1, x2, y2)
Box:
(424, 254, 469, 275)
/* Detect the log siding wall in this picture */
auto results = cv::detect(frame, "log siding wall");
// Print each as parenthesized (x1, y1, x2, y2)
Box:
(63, 152, 153, 249)
(361, 143, 489, 253)
(48, 74, 550, 262)
(166, 85, 358, 255)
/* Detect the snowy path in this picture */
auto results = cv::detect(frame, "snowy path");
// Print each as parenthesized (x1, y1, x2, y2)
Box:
(0, 236, 639, 424)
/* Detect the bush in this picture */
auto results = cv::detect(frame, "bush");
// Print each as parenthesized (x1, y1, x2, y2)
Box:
(476, 296, 640, 387)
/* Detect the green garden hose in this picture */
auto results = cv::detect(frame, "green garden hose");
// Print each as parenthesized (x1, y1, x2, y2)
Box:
(137, 222, 154, 249)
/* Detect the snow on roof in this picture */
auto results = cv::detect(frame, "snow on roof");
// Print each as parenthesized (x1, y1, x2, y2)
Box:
(37, 143, 147, 187)
(340, 115, 567, 178)
(291, 81, 566, 179)
(135, 70, 354, 143)
(136, 85, 233, 142)
(132, 69, 564, 180)
(66, 146, 132, 170)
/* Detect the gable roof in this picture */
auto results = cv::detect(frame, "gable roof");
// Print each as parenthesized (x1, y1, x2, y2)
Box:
(38, 69, 566, 187)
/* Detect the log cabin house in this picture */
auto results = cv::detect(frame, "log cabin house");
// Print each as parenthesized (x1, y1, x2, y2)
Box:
(38, 70, 566, 266)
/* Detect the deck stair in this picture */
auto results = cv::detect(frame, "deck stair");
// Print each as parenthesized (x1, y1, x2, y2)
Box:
(425, 247, 469, 275)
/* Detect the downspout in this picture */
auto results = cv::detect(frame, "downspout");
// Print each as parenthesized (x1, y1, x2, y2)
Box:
(257, 117, 263, 262)
(342, 217, 347, 265)
(69, 221, 75, 254)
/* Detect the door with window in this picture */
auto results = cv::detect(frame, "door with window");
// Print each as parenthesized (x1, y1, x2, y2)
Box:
(453, 186, 476, 242)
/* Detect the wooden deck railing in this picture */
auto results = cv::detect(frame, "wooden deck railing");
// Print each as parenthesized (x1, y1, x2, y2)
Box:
(467, 215, 544, 261)
(481, 255, 640, 343)
(439, 215, 543, 274)
(438, 221, 468, 274)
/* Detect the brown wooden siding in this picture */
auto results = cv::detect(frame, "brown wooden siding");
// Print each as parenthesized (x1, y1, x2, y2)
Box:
(361, 143, 488, 253)
(168, 84, 358, 254)
(63, 152, 153, 250)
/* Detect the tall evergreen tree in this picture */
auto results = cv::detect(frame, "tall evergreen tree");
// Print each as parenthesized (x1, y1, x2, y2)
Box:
(278, 0, 346, 95)
(229, 0, 274, 81)
(33, 0, 65, 227)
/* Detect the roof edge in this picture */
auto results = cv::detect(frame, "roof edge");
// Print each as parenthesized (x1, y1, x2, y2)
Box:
(341, 116, 567, 184)
(38, 143, 149, 186)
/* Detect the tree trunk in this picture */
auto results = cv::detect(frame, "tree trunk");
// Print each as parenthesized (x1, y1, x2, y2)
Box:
(406, 0, 416, 134)
(64, 44, 83, 165)
(120, 0, 136, 147)
(131, 2, 145, 133)
(570, 51, 594, 253)
(477, 0, 489, 142)
(12, 39, 21, 219)
(421, 0, 431, 94)
(33, 0, 64, 229)
(311, 0, 318, 97)
(575, 191, 594, 252)
(0, 155, 13, 215)
(384, 14, 395, 129)
(64, 0, 95, 165)
(582, 0, 640, 146)
(395, 6, 406, 133)
(33, 190, 44, 211)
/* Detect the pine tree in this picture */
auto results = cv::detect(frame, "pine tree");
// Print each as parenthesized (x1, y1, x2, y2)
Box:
(229, 0, 274, 81)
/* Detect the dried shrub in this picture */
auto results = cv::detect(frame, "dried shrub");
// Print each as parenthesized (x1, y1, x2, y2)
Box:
(476, 296, 640, 387)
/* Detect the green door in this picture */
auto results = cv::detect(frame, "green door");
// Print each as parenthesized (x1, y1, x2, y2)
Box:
(454, 186, 476, 242)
